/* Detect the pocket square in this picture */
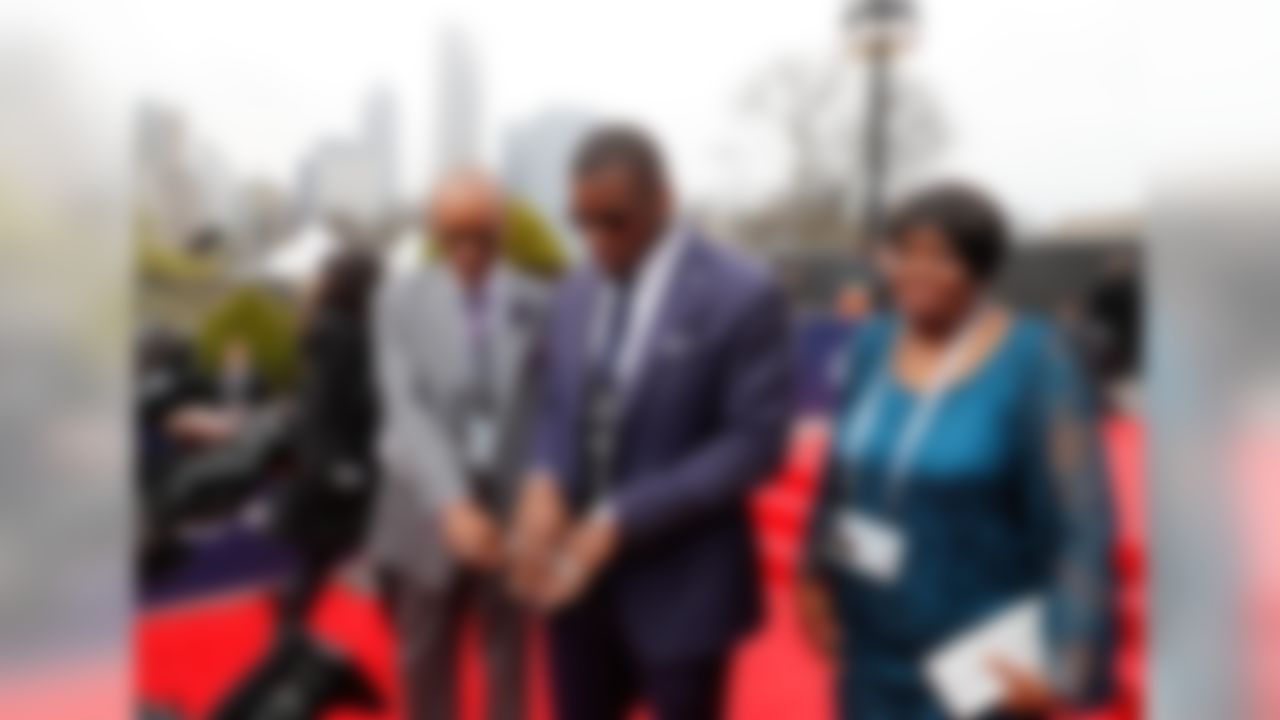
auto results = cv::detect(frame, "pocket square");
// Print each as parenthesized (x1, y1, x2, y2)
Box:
(658, 332, 694, 358)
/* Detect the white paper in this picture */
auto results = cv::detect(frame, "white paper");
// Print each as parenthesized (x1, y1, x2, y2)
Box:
(923, 596, 1048, 719)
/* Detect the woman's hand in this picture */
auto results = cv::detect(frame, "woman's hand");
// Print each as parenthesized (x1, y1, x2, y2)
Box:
(988, 655, 1056, 715)
(797, 576, 840, 656)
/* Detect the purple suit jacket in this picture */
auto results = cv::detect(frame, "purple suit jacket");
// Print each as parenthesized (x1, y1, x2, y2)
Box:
(531, 233, 792, 662)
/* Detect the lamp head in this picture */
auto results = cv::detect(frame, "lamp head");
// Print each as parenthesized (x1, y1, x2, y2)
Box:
(844, 0, 918, 58)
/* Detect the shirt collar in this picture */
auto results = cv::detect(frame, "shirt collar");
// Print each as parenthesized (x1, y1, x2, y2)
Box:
(598, 221, 686, 294)
(443, 262, 507, 319)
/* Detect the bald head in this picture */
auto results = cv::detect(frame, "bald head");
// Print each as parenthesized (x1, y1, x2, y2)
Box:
(427, 169, 506, 287)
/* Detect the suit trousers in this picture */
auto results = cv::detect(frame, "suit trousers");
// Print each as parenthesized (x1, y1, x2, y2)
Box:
(548, 582, 729, 720)
(379, 567, 526, 720)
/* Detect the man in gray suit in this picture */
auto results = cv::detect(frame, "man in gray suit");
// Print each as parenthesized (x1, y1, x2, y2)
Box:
(370, 170, 549, 720)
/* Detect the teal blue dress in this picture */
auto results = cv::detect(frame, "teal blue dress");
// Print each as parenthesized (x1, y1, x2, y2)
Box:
(809, 313, 1114, 720)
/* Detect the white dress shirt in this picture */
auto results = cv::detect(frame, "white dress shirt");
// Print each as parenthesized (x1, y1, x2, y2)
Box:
(589, 223, 687, 397)
(584, 224, 687, 523)
(442, 265, 508, 475)
(441, 264, 508, 342)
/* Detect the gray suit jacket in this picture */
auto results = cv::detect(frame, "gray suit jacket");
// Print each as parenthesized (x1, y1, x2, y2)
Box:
(370, 263, 550, 588)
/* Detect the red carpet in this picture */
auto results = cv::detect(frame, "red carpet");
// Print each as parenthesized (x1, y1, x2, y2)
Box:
(137, 419, 1142, 719)
(136, 583, 830, 720)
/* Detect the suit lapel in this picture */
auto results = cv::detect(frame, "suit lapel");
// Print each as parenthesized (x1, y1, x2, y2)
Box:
(424, 268, 467, 392)
(561, 271, 600, 428)
(622, 235, 700, 418)
(489, 268, 530, 421)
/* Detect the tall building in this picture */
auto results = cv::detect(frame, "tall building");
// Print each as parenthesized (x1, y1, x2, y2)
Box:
(239, 179, 295, 252)
(189, 140, 241, 239)
(135, 101, 245, 252)
(501, 107, 598, 258)
(297, 138, 384, 231)
(296, 88, 401, 234)
(363, 87, 399, 215)
(433, 25, 483, 179)
(134, 101, 200, 245)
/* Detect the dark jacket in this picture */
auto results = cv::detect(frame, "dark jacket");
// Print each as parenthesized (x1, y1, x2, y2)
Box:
(532, 233, 793, 662)
(278, 310, 379, 557)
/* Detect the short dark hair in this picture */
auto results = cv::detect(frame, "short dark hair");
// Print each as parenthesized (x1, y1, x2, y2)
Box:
(572, 123, 668, 194)
(318, 248, 381, 318)
(888, 182, 1009, 282)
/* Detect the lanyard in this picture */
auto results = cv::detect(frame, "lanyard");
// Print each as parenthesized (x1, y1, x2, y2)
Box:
(844, 307, 987, 511)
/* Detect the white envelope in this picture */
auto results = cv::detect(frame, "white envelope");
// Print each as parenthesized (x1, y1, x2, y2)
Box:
(923, 596, 1048, 719)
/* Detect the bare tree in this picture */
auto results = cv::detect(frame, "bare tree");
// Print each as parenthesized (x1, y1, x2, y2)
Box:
(723, 52, 947, 255)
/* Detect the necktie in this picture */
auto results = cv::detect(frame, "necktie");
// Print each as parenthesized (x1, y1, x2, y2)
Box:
(582, 284, 633, 501)
(596, 284, 633, 383)
(462, 285, 498, 480)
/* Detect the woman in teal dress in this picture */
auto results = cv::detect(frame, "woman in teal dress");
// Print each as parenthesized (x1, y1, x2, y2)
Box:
(800, 183, 1114, 719)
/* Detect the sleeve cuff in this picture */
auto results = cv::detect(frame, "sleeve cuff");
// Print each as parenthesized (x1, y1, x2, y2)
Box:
(588, 499, 617, 527)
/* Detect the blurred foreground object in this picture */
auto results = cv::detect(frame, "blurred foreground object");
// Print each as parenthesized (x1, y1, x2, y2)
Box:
(0, 37, 129, 713)
(1151, 173, 1280, 720)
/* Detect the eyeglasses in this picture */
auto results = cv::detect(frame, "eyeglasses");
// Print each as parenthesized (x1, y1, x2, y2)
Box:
(438, 228, 500, 249)
(573, 209, 637, 235)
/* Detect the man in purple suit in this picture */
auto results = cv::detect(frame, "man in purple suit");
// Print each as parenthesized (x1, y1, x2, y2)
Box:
(510, 125, 792, 720)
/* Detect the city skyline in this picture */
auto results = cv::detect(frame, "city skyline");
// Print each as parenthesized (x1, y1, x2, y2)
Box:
(115, 0, 1147, 236)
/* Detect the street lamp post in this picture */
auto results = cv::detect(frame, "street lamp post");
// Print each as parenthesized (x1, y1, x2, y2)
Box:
(845, 0, 917, 247)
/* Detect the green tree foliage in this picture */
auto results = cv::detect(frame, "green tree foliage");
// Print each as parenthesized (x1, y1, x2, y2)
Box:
(503, 199, 569, 278)
(422, 199, 569, 277)
(135, 210, 224, 285)
(195, 285, 299, 390)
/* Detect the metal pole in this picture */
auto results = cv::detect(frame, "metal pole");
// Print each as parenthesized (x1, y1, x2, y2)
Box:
(862, 43, 892, 248)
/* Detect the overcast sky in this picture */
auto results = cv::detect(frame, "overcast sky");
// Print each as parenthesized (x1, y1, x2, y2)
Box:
(7, 0, 1279, 230)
